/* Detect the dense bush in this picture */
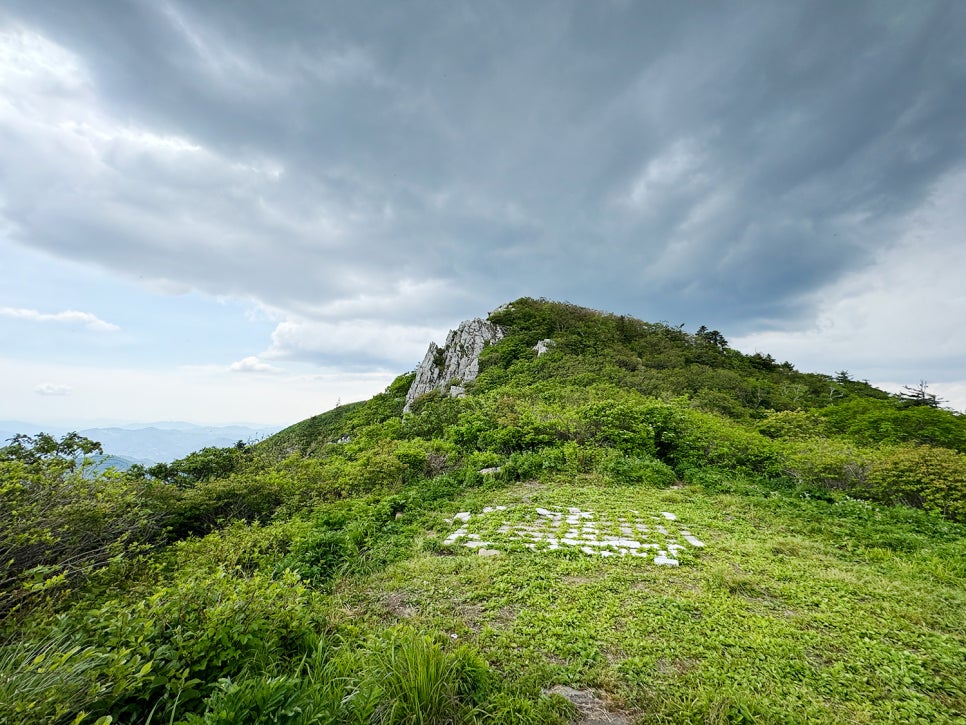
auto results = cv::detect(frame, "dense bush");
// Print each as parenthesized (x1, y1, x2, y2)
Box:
(0, 434, 163, 614)
(866, 445, 966, 522)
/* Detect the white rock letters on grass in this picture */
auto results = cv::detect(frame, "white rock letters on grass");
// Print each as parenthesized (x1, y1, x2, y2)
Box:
(444, 505, 705, 566)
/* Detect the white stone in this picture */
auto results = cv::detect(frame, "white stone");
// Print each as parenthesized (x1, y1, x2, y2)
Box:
(444, 527, 468, 544)
(661, 512, 677, 520)
(533, 339, 555, 356)
(443, 504, 706, 566)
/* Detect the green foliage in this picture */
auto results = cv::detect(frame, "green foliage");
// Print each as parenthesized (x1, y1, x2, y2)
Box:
(80, 566, 323, 720)
(145, 445, 253, 487)
(780, 439, 871, 492)
(1, 432, 102, 470)
(599, 451, 676, 487)
(5, 298, 966, 724)
(866, 445, 966, 522)
(0, 433, 162, 615)
(367, 629, 491, 723)
(0, 633, 110, 724)
(757, 410, 826, 441)
(818, 397, 966, 452)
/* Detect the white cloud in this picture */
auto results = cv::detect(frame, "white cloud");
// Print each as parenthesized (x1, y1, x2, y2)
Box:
(620, 139, 710, 213)
(229, 356, 284, 374)
(0, 307, 120, 332)
(265, 318, 445, 368)
(2, 357, 394, 426)
(34, 382, 71, 396)
(731, 168, 966, 412)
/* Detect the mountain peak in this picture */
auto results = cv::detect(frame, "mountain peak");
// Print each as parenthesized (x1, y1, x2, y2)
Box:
(404, 317, 505, 412)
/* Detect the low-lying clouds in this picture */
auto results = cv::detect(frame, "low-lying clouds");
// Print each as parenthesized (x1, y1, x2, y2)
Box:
(2, 1, 965, 420)
(34, 382, 71, 396)
(0, 307, 119, 333)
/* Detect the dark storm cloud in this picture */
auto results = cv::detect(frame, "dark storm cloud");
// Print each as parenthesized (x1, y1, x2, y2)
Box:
(2, 0, 965, 339)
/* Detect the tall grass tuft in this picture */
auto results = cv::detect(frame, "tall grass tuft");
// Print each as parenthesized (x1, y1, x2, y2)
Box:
(0, 633, 107, 724)
(368, 629, 491, 725)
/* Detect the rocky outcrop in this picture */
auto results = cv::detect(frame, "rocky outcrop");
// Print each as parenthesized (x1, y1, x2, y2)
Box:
(533, 339, 555, 356)
(404, 318, 504, 412)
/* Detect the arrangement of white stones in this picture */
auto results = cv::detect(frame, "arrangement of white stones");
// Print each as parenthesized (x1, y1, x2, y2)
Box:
(444, 505, 705, 566)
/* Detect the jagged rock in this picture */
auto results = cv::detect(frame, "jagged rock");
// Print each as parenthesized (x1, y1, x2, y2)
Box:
(404, 318, 504, 412)
(533, 339, 555, 356)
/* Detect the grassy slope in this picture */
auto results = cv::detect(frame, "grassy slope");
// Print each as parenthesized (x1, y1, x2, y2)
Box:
(333, 477, 966, 723)
(5, 298, 966, 724)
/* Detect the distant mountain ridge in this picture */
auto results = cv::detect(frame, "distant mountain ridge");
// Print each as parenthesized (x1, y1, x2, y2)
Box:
(0, 422, 283, 464)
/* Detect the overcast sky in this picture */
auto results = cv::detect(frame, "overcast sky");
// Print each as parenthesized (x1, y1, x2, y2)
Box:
(1, 0, 965, 426)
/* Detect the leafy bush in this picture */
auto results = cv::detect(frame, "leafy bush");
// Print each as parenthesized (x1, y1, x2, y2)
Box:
(599, 452, 676, 487)
(780, 439, 871, 491)
(757, 410, 826, 440)
(866, 445, 966, 522)
(819, 397, 966, 452)
(282, 530, 353, 586)
(0, 434, 163, 614)
(83, 567, 323, 720)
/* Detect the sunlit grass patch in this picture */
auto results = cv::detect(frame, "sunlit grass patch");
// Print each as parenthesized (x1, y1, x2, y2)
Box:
(334, 478, 966, 723)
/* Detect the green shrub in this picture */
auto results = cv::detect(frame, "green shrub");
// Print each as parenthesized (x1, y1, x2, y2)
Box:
(780, 439, 871, 491)
(757, 410, 826, 440)
(866, 445, 966, 522)
(0, 437, 163, 614)
(282, 530, 352, 586)
(84, 567, 323, 721)
(574, 400, 657, 455)
(599, 452, 676, 487)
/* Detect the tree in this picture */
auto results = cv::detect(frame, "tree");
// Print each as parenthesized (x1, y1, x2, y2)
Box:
(696, 325, 729, 351)
(0, 431, 102, 471)
(898, 380, 945, 408)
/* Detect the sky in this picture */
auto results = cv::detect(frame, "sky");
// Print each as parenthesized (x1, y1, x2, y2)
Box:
(1, 0, 965, 427)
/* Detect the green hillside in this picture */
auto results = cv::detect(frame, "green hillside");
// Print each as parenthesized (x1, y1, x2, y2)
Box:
(2, 298, 965, 724)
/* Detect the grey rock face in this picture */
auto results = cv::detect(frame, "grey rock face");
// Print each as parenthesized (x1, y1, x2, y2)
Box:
(404, 318, 504, 412)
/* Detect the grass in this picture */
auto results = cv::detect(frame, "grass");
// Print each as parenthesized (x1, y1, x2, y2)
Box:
(328, 476, 966, 724)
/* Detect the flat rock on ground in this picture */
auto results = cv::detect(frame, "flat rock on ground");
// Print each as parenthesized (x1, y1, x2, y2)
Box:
(544, 685, 633, 725)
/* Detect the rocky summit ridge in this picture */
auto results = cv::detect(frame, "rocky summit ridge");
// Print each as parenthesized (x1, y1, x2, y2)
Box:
(404, 317, 504, 412)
